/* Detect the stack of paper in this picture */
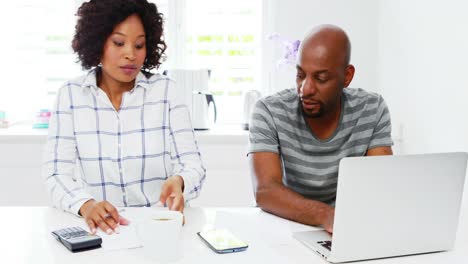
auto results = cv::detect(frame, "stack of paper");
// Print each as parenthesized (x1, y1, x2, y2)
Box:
(94, 224, 142, 251)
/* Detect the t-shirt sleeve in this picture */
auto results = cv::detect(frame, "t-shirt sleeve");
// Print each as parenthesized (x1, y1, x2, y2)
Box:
(368, 96, 394, 149)
(248, 100, 280, 154)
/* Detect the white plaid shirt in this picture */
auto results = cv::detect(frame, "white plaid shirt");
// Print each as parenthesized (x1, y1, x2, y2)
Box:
(43, 69, 206, 215)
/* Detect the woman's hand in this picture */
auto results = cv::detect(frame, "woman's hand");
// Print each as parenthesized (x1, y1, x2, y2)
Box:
(159, 176, 185, 213)
(79, 200, 130, 234)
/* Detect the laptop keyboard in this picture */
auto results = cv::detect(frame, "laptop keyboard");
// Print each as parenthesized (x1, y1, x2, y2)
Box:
(317, 240, 332, 251)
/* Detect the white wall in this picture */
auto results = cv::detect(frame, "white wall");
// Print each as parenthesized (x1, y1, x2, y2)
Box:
(378, 0, 468, 154)
(263, 0, 380, 95)
(264, 0, 468, 154)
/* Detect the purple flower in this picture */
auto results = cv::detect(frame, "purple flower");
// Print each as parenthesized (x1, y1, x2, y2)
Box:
(268, 33, 301, 68)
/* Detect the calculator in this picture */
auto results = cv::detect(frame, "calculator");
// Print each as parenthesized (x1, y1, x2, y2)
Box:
(51, 227, 102, 252)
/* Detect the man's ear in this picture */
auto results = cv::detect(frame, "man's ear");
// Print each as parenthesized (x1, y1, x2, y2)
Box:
(344, 64, 355, 87)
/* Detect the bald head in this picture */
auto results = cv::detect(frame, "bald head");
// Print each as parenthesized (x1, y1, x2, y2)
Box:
(298, 24, 351, 68)
(295, 24, 355, 119)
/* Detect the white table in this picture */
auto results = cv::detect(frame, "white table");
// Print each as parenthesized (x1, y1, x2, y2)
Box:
(1, 206, 467, 264)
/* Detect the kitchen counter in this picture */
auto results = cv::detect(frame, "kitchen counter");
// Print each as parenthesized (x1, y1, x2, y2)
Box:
(0, 123, 249, 145)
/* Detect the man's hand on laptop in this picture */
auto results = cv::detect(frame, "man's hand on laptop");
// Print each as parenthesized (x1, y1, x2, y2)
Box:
(322, 206, 335, 234)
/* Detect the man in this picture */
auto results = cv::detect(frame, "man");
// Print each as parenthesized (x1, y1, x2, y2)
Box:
(248, 24, 393, 233)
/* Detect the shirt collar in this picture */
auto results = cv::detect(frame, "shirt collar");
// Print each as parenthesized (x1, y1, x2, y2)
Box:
(133, 71, 150, 90)
(82, 68, 150, 92)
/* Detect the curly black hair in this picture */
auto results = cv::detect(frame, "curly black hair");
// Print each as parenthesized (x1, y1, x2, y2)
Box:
(72, 0, 166, 72)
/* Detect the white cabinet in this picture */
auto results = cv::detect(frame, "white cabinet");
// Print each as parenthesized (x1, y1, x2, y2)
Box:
(0, 127, 254, 207)
(191, 139, 254, 207)
(0, 142, 49, 206)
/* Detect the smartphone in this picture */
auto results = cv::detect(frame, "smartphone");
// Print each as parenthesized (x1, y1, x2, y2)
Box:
(197, 229, 248, 254)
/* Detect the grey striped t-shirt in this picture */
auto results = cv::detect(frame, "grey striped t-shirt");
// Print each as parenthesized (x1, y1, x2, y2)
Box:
(248, 88, 393, 205)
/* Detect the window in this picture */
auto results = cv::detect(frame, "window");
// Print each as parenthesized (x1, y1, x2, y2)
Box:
(181, 0, 263, 124)
(1, 1, 83, 121)
(2, 0, 263, 125)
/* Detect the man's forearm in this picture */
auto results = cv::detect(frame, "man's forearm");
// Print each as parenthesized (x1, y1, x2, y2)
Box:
(256, 183, 333, 226)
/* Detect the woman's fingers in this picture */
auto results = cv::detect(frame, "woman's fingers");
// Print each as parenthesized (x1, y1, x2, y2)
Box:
(119, 215, 130, 225)
(103, 202, 120, 223)
(159, 182, 171, 205)
(93, 214, 113, 234)
(166, 194, 175, 210)
(170, 194, 184, 212)
(86, 219, 97, 234)
(98, 209, 119, 234)
(81, 201, 125, 235)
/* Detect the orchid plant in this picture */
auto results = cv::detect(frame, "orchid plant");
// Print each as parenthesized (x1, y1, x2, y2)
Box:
(268, 33, 301, 68)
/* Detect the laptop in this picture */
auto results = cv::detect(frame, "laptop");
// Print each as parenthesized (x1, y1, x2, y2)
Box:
(293, 152, 468, 263)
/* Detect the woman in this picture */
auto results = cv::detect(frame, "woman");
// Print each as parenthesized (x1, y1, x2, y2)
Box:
(43, 0, 205, 235)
